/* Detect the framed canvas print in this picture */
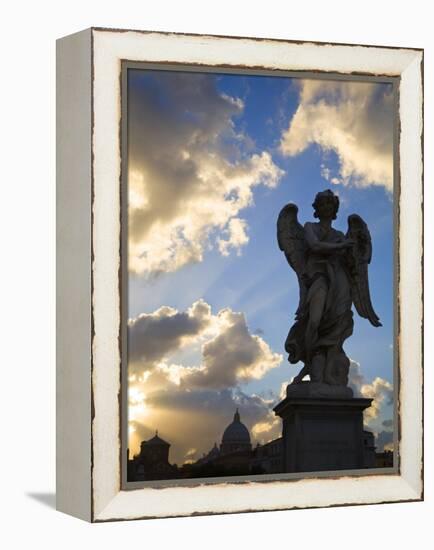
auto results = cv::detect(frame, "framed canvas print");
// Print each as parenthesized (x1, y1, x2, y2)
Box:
(56, 28, 423, 522)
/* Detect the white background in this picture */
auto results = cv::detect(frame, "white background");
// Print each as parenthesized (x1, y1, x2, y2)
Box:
(1, 0, 432, 548)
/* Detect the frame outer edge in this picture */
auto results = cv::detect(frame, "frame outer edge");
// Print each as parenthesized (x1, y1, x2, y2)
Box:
(56, 28, 93, 522)
(89, 29, 424, 521)
(399, 51, 424, 498)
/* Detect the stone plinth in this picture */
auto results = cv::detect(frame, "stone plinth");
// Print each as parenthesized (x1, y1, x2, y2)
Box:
(273, 396, 373, 473)
(285, 381, 353, 399)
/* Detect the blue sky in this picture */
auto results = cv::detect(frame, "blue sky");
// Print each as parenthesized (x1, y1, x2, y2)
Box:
(126, 69, 395, 463)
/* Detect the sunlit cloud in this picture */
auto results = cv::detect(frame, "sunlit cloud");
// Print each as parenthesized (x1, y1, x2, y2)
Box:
(185, 307, 282, 389)
(280, 79, 394, 190)
(217, 217, 249, 257)
(128, 71, 284, 275)
(251, 413, 281, 444)
(128, 300, 282, 386)
(349, 359, 393, 424)
(360, 377, 394, 422)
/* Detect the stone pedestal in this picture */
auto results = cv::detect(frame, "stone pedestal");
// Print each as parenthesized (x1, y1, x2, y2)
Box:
(273, 395, 373, 473)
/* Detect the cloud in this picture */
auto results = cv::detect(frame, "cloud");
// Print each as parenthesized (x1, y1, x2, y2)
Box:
(360, 377, 394, 422)
(280, 79, 394, 190)
(128, 71, 284, 275)
(376, 430, 394, 452)
(128, 300, 282, 386)
(349, 359, 393, 423)
(251, 411, 281, 444)
(348, 358, 365, 392)
(128, 299, 211, 369)
(217, 217, 249, 257)
(185, 308, 282, 389)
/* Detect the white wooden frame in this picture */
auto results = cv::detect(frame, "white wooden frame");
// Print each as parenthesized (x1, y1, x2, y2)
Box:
(56, 27, 423, 522)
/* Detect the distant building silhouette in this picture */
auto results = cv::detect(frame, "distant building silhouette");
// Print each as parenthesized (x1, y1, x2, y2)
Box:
(128, 431, 178, 481)
(251, 437, 283, 474)
(196, 442, 220, 466)
(127, 409, 392, 482)
(375, 450, 394, 468)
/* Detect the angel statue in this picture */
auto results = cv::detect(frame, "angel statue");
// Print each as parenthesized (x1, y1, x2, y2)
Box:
(277, 189, 381, 397)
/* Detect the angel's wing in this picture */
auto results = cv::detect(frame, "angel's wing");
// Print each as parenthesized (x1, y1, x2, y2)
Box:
(346, 214, 382, 327)
(277, 203, 307, 318)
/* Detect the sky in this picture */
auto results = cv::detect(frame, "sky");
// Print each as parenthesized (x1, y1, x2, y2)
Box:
(126, 68, 395, 466)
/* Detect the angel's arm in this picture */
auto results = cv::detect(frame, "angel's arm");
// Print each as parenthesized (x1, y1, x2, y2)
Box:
(304, 223, 353, 254)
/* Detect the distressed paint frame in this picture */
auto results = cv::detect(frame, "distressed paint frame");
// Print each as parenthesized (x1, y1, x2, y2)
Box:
(56, 27, 423, 522)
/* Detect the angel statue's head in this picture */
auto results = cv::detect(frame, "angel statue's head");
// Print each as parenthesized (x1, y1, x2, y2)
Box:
(312, 189, 340, 220)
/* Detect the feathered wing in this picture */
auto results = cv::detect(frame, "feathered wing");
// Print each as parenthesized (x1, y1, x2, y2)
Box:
(277, 204, 307, 318)
(346, 214, 382, 327)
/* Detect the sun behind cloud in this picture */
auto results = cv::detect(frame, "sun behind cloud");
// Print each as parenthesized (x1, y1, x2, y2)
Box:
(127, 70, 284, 276)
(127, 299, 283, 462)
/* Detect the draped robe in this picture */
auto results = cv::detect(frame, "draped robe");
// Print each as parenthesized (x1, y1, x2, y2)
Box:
(285, 222, 354, 365)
